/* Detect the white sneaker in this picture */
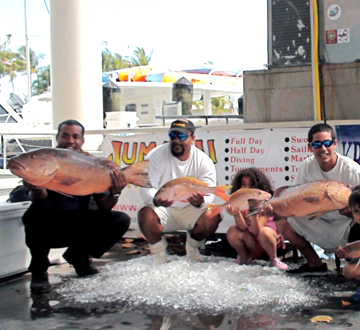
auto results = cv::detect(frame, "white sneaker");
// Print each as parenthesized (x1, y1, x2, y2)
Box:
(153, 250, 167, 265)
(149, 237, 168, 265)
(185, 242, 202, 261)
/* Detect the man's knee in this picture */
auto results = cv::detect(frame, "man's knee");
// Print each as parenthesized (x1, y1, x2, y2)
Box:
(138, 207, 156, 224)
(109, 211, 131, 229)
(194, 213, 220, 236)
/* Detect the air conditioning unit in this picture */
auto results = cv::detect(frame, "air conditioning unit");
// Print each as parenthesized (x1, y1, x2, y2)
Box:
(163, 101, 182, 116)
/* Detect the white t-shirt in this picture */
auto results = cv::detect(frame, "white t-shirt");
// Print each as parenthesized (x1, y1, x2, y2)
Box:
(294, 152, 360, 221)
(139, 143, 217, 208)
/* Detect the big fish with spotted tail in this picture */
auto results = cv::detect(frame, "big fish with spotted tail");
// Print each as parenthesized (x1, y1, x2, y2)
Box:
(247, 180, 352, 220)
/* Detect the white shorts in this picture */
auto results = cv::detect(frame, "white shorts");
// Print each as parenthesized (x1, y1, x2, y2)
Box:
(287, 217, 351, 253)
(139, 203, 208, 232)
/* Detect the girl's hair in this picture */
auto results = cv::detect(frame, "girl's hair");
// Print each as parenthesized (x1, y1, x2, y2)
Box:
(349, 185, 360, 208)
(230, 167, 274, 195)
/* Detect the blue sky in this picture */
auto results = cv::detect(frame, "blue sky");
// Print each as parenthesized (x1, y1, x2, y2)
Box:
(0, 0, 268, 94)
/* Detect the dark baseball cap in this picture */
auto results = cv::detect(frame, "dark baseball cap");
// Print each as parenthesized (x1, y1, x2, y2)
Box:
(168, 119, 195, 134)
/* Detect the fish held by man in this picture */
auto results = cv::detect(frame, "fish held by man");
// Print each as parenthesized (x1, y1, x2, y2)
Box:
(7, 147, 152, 196)
(154, 177, 231, 202)
(207, 188, 272, 217)
(247, 180, 352, 220)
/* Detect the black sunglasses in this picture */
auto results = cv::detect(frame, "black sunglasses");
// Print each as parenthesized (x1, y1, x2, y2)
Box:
(169, 132, 189, 141)
(310, 140, 335, 149)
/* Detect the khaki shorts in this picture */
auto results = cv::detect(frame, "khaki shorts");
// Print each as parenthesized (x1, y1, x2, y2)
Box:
(138, 203, 208, 232)
(287, 217, 351, 253)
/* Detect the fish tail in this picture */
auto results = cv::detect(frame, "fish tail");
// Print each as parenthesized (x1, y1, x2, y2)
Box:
(214, 185, 232, 202)
(121, 160, 152, 188)
(246, 198, 264, 217)
(206, 203, 226, 217)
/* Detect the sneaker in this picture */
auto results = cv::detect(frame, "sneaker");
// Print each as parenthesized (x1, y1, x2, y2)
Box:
(349, 287, 360, 303)
(233, 255, 253, 265)
(271, 258, 288, 271)
(153, 250, 167, 265)
(30, 271, 51, 294)
(286, 262, 328, 276)
(186, 242, 202, 262)
(63, 252, 99, 277)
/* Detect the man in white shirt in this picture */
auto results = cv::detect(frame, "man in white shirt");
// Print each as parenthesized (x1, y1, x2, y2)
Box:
(275, 123, 360, 276)
(138, 119, 221, 265)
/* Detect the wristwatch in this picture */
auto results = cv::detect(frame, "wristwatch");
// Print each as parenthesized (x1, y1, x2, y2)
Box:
(110, 191, 121, 198)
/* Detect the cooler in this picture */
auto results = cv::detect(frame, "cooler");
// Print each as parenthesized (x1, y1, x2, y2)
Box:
(0, 201, 66, 278)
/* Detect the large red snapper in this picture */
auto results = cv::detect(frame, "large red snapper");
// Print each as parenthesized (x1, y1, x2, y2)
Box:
(155, 177, 231, 202)
(207, 188, 272, 217)
(247, 180, 352, 220)
(7, 147, 151, 195)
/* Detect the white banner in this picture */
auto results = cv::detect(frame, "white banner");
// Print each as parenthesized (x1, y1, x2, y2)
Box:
(103, 127, 315, 233)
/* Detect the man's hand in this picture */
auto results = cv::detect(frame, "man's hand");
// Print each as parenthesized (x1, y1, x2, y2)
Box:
(109, 169, 127, 197)
(23, 181, 47, 199)
(187, 191, 204, 208)
(153, 197, 174, 207)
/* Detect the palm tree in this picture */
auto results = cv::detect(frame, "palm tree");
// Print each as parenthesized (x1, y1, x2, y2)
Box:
(101, 41, 129, 72)
(0, 35, 26, 91)
(130, 47, 152, 66)
(32, 65, 50, 96)
(102, 49, 128, 72)
(16, 45, 45, 75)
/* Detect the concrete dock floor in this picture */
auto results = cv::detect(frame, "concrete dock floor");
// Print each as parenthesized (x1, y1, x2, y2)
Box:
(1, 236, 360, 330)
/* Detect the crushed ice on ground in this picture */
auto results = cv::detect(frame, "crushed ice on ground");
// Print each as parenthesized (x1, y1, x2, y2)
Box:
(56, 255, 327, 313)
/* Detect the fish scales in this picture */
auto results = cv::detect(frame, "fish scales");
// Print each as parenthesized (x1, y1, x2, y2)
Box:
(7, 147, 151, 196)
(248, 180, 352, 220)
(207, 188, 271, 217)
(155, 177, 231, 202)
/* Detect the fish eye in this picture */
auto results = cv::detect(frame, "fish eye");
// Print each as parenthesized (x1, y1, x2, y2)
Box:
(31, 154, 36, 159)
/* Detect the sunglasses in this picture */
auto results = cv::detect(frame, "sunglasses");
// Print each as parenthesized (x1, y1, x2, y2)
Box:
(168, 132, 190, 141)
(310, 140, 335, 149)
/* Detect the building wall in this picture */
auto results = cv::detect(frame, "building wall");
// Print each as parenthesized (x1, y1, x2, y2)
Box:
(243, 62, 360, 123)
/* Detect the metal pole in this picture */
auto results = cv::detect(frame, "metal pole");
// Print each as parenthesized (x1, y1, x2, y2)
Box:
(24, 0, 32, 101)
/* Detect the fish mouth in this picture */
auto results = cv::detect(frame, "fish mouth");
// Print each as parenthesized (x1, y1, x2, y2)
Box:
(7, 159, 25, 174)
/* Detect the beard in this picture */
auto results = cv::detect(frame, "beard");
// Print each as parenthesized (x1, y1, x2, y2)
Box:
(171, 143, 184, 157)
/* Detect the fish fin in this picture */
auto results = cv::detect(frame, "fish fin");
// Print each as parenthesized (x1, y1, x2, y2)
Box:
(303, 196, 322, 203)
(307, 212, 326, 220)
(50, 190, 75, 199)
(355, 258, 360, 271)
(121, 160, 152, 188)
(206, 203, 226, 217)
(247, 199, 264, 216)
(53, 177, 82, 186)
(273, 185, 290, 198)
(73, 149, 93, 157)
(214, 185, 232, 202)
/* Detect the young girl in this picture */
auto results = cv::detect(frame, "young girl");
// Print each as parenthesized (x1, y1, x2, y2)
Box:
(226, 168, 288, 270)
(336, 185, 360, 302)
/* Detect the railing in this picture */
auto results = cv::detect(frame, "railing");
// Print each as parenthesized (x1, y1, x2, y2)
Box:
(154, 114, 243, 126)
(0, 134, 54, 170)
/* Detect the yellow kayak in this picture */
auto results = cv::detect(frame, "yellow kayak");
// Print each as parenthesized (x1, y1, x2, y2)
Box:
(118, 65, 153, 82)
